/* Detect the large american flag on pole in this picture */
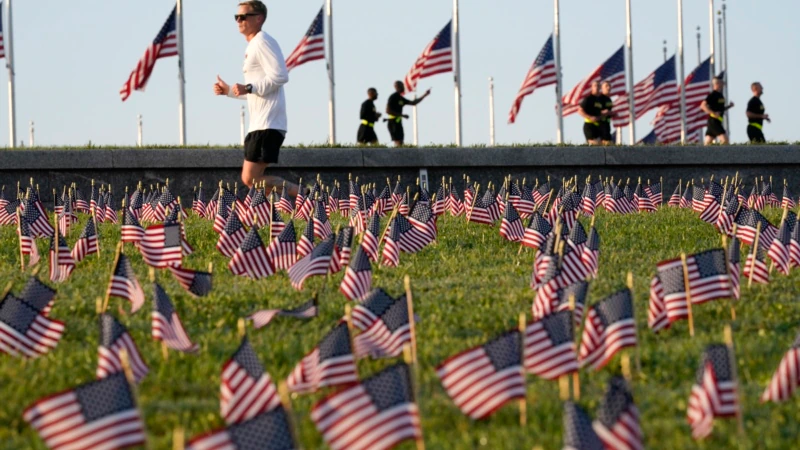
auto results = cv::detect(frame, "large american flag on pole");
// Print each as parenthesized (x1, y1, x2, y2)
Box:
(612, 55, 678, 128)
(285, 7, 325, 71)
(508, 34, 556, 124)
(403, 20, 453, 93)
(562, 46, 626, 116)
(119, 5, 178, 101)
(652, 57, 720, 143)
(0, 4, 5, 59)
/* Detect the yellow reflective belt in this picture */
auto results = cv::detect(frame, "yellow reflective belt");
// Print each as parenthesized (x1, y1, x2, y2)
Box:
(714, 115, 724, 122)
(584, 119, 599, 125)
(749, 122, 763, 130)
(360, 120, 374, 127)
(387, 115, 402, 123)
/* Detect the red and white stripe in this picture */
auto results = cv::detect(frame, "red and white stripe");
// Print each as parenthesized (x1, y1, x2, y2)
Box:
(220, 361, 281, 425)
(0, 313, 64, 358)
(152, 311, 199, 353)
(97, 335, 149, 383)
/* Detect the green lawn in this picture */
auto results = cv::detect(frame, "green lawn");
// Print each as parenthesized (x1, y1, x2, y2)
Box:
(1, 206, 799, 449)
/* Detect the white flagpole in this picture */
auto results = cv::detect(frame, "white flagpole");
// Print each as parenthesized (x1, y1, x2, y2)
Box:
(326, 0, 336, 145)
(625, 0, 636, 145)
(663, 39, 667, 62)
(412, 95, 418, 146)
(452, 0, 462, 146)
(29, 120, 33, 147)
(239, 106, 245, 145)
(722, 0, 729, 138)
(176, 0, 186, 146)
(709, 0, 715, 75)
(677, 0, 686, 144)
(488, 77, 495, 146)
(554, 0, 564, 144)
(137, 114, 143, 147)
(6, 0, 16, 148)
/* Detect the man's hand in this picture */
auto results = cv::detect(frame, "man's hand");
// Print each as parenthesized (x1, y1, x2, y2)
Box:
(403, 114, 409, 119)
(232, 83, 249, 96)
(424, 88, 432, 97)
(764, 113, 771, 122)
(213, 75, 230, 95)
(727, 101, 735, 109)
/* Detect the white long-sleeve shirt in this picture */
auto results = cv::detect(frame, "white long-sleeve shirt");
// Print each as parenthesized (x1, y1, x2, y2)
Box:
(229, 30, 289, 133)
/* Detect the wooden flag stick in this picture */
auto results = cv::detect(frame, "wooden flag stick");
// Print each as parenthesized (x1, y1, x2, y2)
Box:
(172, 428, 184, 450)
(119, 349, 151, 449)
(278, 381, 301, 448)
(92, 206, 101, 258)
(721, 234, 736, 321)
(518, 312, 527, 427)
(18, 209, 25, 271)
(680, 253, 695, 337)
(103, 242, 123, 314)
(748, 222, 762, 289)
(724, 325, 746, 437)
(621, 353, 632, 383)
(465, 184, 481, 223)
(237, 318, 246, 340)
(558, 375, 570, 401)
(403, 344, 425, 450)
(404, 275, 418, 365)
(626, 272, 642, 374)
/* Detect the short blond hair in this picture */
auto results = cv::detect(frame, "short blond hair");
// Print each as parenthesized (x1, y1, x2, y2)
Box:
(239, 1, 267, 18)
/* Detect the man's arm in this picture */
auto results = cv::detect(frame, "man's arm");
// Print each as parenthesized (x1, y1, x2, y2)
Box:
(578, 98, 597, 122)
(251, 37, 289, 96)
(407, 89, 432, 105)
(700, 100, 717, 118)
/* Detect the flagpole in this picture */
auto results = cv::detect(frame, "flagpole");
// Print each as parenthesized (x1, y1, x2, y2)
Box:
(29, 120, 33, 147)
(554, 0, 564, 144)
(452, 0, 463, 146)
(412, 95, 418, 146)
(488, 77, 495, 146)
(709, 0, 715, 75)
(721, 0, 729, 138)
(239, 106, 245, 145)
(176, 0, 187, 146)
(696, 27, 701, 67)
(6, 0, 16, 148)
(326, 0, 336, 145)
(677, 0, 686, 144)
(625, 0, 635, 145)
(137, 114, 143, 147)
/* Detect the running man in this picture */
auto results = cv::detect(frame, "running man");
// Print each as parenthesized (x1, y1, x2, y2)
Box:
(578, 81, 603, 145)
(598, 80, 615, 145)
(385, 81, 431, 146)
(746, 82, 770, 143)
(700, 77, 735, 145)
(357, 88, 381, 145)
(213, 0, 299, 195)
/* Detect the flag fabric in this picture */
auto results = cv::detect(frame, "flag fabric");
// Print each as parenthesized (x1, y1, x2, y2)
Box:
(767, 218, 792, 275)
(436, 330, 525, 420)
(119, 6, 178, 101)
(715, 193, 739, 236)
(389, 214, 429, 254)
(522, 211, 552, 250)
(121, 207, 145, 244)
(592, 376, 644, 450)
(653, 58, 719, 143)
(781, 185, 796, 210)
(152, 282, 199, 352)
(499, 200, 525, 242)
(339, 246, 373, 302)
(106, 253, 146, 313)
(0, 294, 65, 358)
(23, 373, 146, 450)
(221, 336, 281, 425)
(562, 46, 626, 116)
(330, 226, 354, 273)
(49, 229, 76, 283)
(403, 20, 453, 93)
(687, 344, 739, 440)
(728, 236, 741, 301)
(216, 211, 248, 258)
(168, 266, 213, 297)
(313, 200, 333, 240)
(791, 222, 800, 269)
(186, 408, 296, 450)
(563, 401, 604, 450)
(634, 183, 657, 213)
(612, 55, 678, 127)
(285, 7, 325, 71)
(743, 246, 770, 285)
(311, 363, 422, 450)
(0, 5, 5, 59)
(408, 201, 438, 243)
(524, 310, 579, 380)
(297, 218, 315, 259)
(581, 226, 601, 279)
(270, 202, 286, 239)
(228, 227, 275, 280)
(735, 208, 777, 247)
(21, 197, 54, 238)
(381, 219, 401, 268)
(0, 197, 20, 225)
(139, 223, 183, 268)
(353, 293, 412, 359)
(266, 221, 298, 271)
(19, 276, 56, 316)
(362, 213, 381, 262)
(71, 218, 99, 263)
(289, 233, 336, 290)
(579, 289, 637, 370)
(17, 217, 41, 269)
(286, 322, 358, 394)
(554, 281, 590, 326)
(508, 34, 556, 124)
(97, 313, 149, 383)
(761, 332, 800, 403)
(249, 297, 318, 330)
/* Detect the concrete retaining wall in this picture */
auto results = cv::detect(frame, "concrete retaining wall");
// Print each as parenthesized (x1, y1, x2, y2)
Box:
(1, 146, 798, 203)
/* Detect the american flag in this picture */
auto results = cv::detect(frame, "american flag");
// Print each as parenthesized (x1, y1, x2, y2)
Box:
(768, 215, 794, 275)
(152, 282, 198, 352)
(389, 214, 429, 253)
(762, 332, 800, 403)
(688, 344, 739, 439)
(276, 188, 294, 215)
(653, 58, 720, 143)
(193, 184, 206, 217)
(106, 253, 146, 313)
(0, 294, 64, 358)
(297, 218, 315, 259)
(285, 7, 325, 71)
(49, 228, 76, 283)
(563, 401, 604, 450)
(21, 197, 54, 238)
(408, 200, 437, 243)
(270, 203, 286, 239)
(499, 200, 525, 242)
(0, 197, 19, 225)
(71, 218, 99, 263)
(612, 55, 678, 127)
(339, 246, 373, 302)
(728, 236, 741, 301)
(121, 207, 145, 244)
(524, 310, 579, 380)
(715, 193, 739, 236)
(634, 183, 656, 213)
(19, 276, 56, 316)
(73, 187, 90, 213)
(97, 313, 148, 383)
(579, 289, 637, 370)
(186, 408, 296, 450)
(668, 183, 681, 206)
(139, 223, 183, 268)
(353, 293, 411, 359)
(562, 46, 626, 116)
(216, 210, 247, 258)
(437, 330, 525, 420)
(119, 6, 178, 101)
(104, 192, 119, 224)
(221, 336, 281, 425)
(17, 216, 41, 269)
(582, 226, 601, 279)
(249, 297, 318, 329)
(581, 182, 597, 217)
(23, 373, 146, 450)
(289, 233, 335, 290)
(743, 245, 770, 285)
(330, 226, 354, 273)
(467, 191, 497, 226)
(508, 34, 556, 124)
(735, 208, 777, 247)
(791, 222, 800, 269)
(522, 211, 552, 250)
(381, 219, 401, 268)
(362, 212, 381, 262)
(313, 200, 333, 239)
(448, 186, 464, 217)
(266, 220, 297, 271)
(782, 184, 796, 210)
(0, 5, 4, 59)
(555, 281, 590, 326)
(168, 266, 213, 297)
(403, 20, 453, 93)
(311, 363, 422, 450)
(228, 227, 274, 280)
(287, 322, 358, 394)
(249, 189, 270, 225)
(593, 376, 644, 450)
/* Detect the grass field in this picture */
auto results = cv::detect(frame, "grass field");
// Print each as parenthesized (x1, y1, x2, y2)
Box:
(1, 205, 799, 449)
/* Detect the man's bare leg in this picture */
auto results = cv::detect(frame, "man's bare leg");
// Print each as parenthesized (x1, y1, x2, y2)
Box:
(718, 134, 729, 145)
(704, 135, 714, 145)
(241, 161, 299, 197)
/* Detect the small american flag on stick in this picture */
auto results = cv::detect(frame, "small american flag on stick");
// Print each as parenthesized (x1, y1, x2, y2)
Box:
(524, 310, 579, 380)
(687, 343, 739, 439)
(106, 252, 146, 314)
(579, 289, 637, 370)
(249, 297, 318, 330)
(0, 294, 65, 358)
(97, 313, 149, 383)
(592, 376, 644, 450)
(152, 282, 199, 353)
(221, 336, 281, 425)
(187, 408, 296, 450)
(286, 322, 358, 394)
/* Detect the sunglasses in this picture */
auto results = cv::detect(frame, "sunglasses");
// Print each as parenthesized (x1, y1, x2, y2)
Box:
(234, 13, 260, 22)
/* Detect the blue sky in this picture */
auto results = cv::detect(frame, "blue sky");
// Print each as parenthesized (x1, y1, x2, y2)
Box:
(3, 0, 797, 147)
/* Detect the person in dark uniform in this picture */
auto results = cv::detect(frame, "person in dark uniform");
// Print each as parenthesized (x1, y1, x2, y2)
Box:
(701, 77, 735, 145)
(579, 81, 603, 145)
(746, 82, 770, 143)
(357, 88, 381, 145)
(385, 81, 431, 146)
(598, 80, 615, 145)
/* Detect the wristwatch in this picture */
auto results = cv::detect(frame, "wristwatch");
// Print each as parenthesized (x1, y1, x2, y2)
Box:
(245, 83, 253, 94)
